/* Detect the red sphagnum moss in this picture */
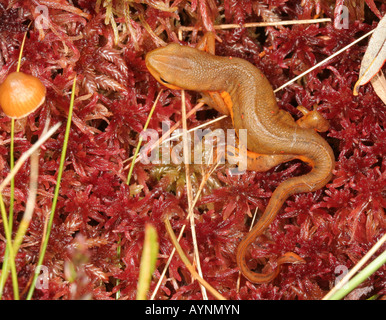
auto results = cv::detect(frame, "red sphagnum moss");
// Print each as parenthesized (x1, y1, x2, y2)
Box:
(0, 0, 385, 300)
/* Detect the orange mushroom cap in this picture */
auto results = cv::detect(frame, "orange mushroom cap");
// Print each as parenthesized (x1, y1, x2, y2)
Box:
(0, 72, 46, 119)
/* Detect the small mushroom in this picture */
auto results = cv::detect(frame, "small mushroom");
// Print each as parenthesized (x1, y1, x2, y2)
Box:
(0, 71, 46, 119)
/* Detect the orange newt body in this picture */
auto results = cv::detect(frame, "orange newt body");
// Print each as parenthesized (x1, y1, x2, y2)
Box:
(146, 42, 335, 283)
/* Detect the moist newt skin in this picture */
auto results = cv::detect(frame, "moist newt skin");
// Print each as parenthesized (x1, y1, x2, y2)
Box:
(146, 42, 335, 283)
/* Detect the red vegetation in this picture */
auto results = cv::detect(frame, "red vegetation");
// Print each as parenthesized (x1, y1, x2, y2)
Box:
(0, 0, 385, 300)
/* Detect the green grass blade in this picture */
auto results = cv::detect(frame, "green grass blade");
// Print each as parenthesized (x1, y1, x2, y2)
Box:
(126, 89, 162, 185)
(136, 224, 159, 300)
(0, 119, 19, 300)
(26, 76, 77, 300)
(0, 193, 19, 299)
(9, 119, 15, 231)
(327, 249, 386, 300)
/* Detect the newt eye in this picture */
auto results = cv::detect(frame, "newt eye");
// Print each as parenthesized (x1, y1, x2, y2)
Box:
(159, 77, 169, 84)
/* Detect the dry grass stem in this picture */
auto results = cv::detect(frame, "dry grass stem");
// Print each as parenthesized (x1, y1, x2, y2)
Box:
(180, 90, 208, 299)
(150, 152, 222, 299)
(11, 151, 39, 255)
(0, 122, 62, 194)
(164, 218, 226, 300)
(323, 232, 386, 300)
(140, 15, 167, 47)
(187, 151, 222, 220)
(274, 29, 375, 93)
(178, 18, 331, 39)
(150, 224, 187, 300)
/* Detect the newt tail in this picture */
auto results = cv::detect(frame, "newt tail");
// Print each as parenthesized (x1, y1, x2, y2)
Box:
(236, 146, 334, 283)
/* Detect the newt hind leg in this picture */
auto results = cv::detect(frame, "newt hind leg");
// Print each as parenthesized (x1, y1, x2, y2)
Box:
(275, 106, 329, 132)
(296, 105, 329, 132)
(226, 145, 297, 172)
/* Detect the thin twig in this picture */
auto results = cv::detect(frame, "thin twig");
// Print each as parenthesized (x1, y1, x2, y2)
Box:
(274, 29, 375, 93)
(150, 151, 222, 300)
(180, 90, 208, 299)
(187, 151, 222, 220)
(191, 164, 221, 214)
(140, 14, 167, 47)
(178, 18, 331, 39)
(149, 224, 187, 300)
(164, 218, 226, 300)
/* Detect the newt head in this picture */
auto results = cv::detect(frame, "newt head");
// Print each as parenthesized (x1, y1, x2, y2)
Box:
(145, 43, 217, 91)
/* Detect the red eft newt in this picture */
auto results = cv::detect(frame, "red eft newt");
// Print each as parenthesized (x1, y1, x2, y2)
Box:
(145, 40, 335, 283)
